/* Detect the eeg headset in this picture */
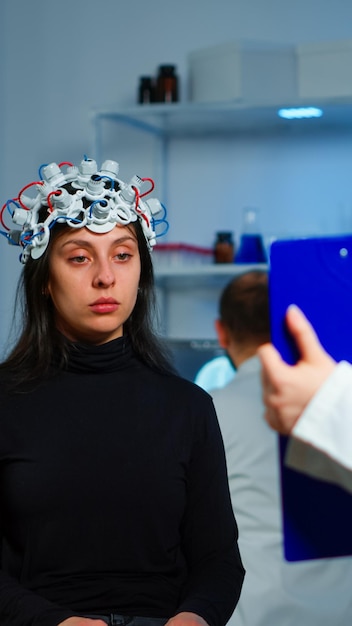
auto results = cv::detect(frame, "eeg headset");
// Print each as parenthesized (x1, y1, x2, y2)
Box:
(0, 157, 169, 263)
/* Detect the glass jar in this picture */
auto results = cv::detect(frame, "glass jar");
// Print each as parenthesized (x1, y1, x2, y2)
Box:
(214, 232, 235, 263)
(138, 76, 155, 104)
(155, 65, 179, 103)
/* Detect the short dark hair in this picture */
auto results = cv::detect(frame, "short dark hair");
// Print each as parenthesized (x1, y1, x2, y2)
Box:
(1, 220, 174, 391)
(219, 270, 270, 345)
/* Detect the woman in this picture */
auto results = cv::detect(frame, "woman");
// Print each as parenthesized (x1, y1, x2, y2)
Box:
(0, 158, 244, 626)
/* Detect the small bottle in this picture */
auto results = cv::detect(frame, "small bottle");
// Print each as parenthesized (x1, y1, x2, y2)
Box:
(155, 65, 179, 103)
(138, 76, 155, 104)
(214, 232, 235, 264)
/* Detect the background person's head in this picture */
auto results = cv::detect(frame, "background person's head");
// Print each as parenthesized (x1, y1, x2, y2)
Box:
(215, 270, 270, 369)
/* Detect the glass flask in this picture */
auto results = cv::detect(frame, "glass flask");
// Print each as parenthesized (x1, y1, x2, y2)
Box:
(235, 207, 267, 264)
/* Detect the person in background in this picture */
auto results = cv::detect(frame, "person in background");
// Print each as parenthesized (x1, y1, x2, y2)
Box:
(258, 304, 352, 493)
(0, 157, 245, 626)
(194, 354, 235, 392)
(211, 270, 352, 626)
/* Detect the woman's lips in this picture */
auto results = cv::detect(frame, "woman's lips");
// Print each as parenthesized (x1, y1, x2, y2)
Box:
(89, 298, 119, 313)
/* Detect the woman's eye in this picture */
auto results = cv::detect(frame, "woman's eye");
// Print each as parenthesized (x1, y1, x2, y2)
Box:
(71, 255, 87, 263)
(115, 252, 131, 261)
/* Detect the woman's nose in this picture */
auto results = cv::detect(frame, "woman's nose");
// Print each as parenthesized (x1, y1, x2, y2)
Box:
(93, 260, 116, 288)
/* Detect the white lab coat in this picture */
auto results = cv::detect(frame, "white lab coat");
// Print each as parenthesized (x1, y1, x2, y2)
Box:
(212, 356, 352, 626)
(287, 360, 352, 493)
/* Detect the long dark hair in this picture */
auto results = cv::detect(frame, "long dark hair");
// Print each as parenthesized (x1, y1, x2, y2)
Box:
(1, 220, 175, 391)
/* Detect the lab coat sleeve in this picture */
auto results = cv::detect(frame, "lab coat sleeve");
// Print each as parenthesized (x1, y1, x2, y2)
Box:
(285, 361, 352, 493)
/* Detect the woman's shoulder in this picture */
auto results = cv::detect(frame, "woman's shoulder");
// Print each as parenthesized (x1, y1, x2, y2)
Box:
(170, 371, 211, 394)
(148, 367, 214, 405)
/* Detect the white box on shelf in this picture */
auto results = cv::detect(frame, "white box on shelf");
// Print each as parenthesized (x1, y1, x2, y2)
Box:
(187, 40, 297, 104)
(297, 39, 352, 100)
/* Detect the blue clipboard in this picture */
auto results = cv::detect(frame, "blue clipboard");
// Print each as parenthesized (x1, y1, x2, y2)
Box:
(269, 235, 352, 561)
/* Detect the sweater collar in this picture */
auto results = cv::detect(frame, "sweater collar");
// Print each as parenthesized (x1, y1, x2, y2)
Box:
(65, 335, 136, 374)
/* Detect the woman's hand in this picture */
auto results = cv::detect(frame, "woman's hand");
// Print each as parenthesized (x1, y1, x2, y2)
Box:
(166, 611, 209, 626)
(58, 618, 107, 626)
(257, 305, 336, 434)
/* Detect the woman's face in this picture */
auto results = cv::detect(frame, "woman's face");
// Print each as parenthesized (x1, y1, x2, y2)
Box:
(47, 224, 141, 344)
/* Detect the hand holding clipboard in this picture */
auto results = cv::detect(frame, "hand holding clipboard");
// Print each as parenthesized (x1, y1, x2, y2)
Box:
(267, 236, 352, 561)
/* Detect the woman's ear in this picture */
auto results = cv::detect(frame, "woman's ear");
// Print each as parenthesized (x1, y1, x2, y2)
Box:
(215, 319, 230, 349)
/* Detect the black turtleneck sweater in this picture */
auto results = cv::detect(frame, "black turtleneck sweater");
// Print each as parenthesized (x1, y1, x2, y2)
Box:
(0, 337, 244, 626)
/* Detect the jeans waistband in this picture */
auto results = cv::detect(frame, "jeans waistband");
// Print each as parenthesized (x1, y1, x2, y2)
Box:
(83, 615, 168, 626)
